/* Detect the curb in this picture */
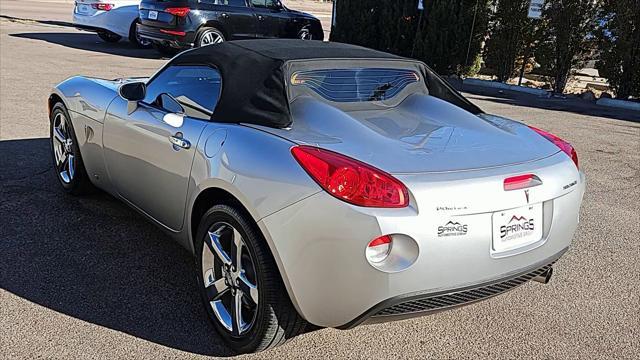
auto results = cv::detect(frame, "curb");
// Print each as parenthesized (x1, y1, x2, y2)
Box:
(463, 78, 550, 97)
(596, 98, 640, 112)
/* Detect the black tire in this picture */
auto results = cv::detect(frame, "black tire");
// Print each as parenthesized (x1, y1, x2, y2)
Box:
(128, 20, 152, 49)
(152, 41, 179, 57)
(195, 205, 307, 353)
(195, 26, 225, 47)
(97, 30, 122, 43)
(49, 102, 95, 195)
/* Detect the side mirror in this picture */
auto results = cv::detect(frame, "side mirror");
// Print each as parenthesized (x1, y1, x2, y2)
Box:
(271, 0, 283, 10)
(120, 82, 146, 114)
(119, 81, 146, 101)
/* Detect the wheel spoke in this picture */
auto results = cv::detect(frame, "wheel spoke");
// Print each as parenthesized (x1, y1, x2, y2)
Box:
(54, 144, 67, 167)
(53, 127, 66, 145)
(67, 154, 75, 180)
(237, 270, 258, 305)
(206, 230, 232, 266)
(205, 277, 229, 302)
(232, 291, 243, 336)
(231, 228, 243, 272)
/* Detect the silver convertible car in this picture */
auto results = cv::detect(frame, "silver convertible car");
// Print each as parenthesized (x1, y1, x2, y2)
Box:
(48, 40, 585, 353)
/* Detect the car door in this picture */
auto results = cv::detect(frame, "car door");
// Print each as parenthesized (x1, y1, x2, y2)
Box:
(250, 0, 287, 38)
(199, 0, 257, 39)
(103, 65, 222, 231)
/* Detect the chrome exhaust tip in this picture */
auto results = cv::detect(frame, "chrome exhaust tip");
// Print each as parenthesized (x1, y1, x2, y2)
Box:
(532, 267, 553, 284)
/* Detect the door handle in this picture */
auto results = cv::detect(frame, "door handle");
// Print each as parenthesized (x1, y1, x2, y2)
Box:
(169, 135, 191, 149)
(258, 15, 264, 21)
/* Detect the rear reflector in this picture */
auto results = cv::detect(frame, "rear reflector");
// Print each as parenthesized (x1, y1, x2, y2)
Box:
(529, 126, 579, 169)
(91, 4, 113, 11)
(166, 7, 190, 17)
(160, 29, 186, 36)
(366, 235, 393, 263)
(504, 174, 542, 191)
(291, 145, 409, 208)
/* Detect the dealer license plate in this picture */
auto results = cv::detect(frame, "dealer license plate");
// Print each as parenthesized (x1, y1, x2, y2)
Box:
(492, 203, 543, 252)
(148, 10, 158, 20)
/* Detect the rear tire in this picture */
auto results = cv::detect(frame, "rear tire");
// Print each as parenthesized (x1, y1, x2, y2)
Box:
(195, 205, 307, 353)
(196, 27, 225, 47)
(49, 102, 95, 195)
(128, 20, 152, 49)
(97, 30, 122, 43)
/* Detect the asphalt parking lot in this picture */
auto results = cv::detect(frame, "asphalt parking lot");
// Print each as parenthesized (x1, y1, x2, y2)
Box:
(1, 1, 639, 359)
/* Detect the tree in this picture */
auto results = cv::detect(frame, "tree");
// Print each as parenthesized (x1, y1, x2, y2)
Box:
(483, 0, 532, 82)
(534, 0, 601, 93)
(331, 0, 490, 75)
(595, 0, 640, 99)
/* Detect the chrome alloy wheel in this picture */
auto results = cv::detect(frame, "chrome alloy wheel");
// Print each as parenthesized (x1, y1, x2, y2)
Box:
(200, 31, 224, 46)
(202, 223, 259, 336)
(51, 112, 76, 184)
(298, 28, 312, 40)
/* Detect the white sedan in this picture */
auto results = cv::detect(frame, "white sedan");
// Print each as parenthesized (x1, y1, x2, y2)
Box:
(73, 0, 151, 48)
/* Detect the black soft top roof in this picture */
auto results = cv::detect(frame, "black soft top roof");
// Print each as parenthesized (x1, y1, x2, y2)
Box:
(170, 39, 481, 128)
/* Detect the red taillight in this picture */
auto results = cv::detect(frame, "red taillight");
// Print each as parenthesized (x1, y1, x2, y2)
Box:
(529, 126, 579, 169)
(504, 174, 542, 191)
(91, 3, 113, 11)
(160, 29, 186, 36)
(291, 146, 409, 208)
(166, 7, 190, 17)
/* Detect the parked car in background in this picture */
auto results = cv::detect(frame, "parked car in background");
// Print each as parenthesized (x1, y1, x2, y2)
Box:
(138, 0, 323, 54)
(73, 0, 151, 48)
(48, 40, 585, 353)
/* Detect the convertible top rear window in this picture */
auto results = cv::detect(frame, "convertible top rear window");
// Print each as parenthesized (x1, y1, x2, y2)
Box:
(290, 68, 420, 103)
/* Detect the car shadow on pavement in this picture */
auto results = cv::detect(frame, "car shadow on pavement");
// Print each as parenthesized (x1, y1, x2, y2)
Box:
(10, 32, 167, 60)
(0, 138, 234, 356)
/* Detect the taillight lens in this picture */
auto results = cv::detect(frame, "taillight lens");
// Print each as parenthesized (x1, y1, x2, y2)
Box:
(91, 3, 113, 11)
(529, 126, 579, 169)
(166, 7, 190, 17)
(291, 145, 409, 208)
(366, 235, 393, 263)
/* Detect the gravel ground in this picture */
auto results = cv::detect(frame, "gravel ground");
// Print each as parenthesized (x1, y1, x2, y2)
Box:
(0, 3, 639, 359)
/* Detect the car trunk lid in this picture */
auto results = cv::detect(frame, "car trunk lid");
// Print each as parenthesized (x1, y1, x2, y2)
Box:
(250, 94, 561, 174)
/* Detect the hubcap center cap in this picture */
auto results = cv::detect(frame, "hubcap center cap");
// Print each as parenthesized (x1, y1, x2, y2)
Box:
(224, 268, 237, 289)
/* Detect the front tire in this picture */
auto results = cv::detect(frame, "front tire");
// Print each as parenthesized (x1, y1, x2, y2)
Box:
(97, 30, 122, 43)
(49, 102, 95, 195)
(195, 205, 307, 353)
(196, 27, 225, 47)
(297, 26, 312, 40)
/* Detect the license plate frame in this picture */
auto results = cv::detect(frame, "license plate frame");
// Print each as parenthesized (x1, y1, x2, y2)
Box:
(148, 10, 159, 20)
(492, 203, 543, 253)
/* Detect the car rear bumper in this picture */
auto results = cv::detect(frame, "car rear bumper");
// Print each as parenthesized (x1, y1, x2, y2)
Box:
(73, 7, 134, 38)
(137, 23, 195, 48)
(338, 249, 563, 329)
(258, 153, 586, 328)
